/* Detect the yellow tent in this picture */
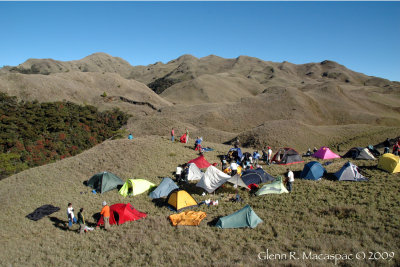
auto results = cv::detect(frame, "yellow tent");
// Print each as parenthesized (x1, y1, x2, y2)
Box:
(119, 179, 155, 197)
(377, 153, 400, 173)
(169, 211, 207, 226)
(167, 190, 198, 211)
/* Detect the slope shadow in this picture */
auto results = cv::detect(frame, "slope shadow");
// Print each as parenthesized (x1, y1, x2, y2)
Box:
(48, 216, 69, 231)
(179, 182, 205, 196)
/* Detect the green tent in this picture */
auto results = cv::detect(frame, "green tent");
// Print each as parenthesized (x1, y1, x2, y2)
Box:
(87, 172, 124, 193)
(119, 179, 156, 197)
(256, 177, 289, 196)
(216, 205, 262, 229)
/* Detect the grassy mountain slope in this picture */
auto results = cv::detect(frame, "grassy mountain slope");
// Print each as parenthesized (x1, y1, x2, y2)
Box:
(0, 136, 399, 266)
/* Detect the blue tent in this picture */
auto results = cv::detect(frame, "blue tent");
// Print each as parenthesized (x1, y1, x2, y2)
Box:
(300, 161, 326, 180)
(241, 168, 275, 186)
(149, 177, 179, 199)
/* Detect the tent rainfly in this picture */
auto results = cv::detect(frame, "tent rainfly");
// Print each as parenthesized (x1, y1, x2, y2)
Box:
(149, 177, 179, 199)
(216, 205, 263, 229)
(87, 171, 124, 193)
(196, 165, 231, 193)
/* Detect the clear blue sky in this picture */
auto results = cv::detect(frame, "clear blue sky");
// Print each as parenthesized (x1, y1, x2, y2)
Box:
(0, 1, 399, 81)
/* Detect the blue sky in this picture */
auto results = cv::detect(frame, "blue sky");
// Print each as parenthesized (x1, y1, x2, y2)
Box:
(0, 1, 399, 81)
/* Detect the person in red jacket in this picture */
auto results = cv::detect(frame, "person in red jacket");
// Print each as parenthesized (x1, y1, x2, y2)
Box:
(100, 201, 111, 230)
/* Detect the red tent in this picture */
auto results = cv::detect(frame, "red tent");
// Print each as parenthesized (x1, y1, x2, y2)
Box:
(188, 155, 211, 169)
(180, 133, 187, 143)
(97, 203, 146, 226)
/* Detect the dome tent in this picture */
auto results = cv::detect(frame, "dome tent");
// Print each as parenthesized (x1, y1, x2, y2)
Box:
(87, 171, 124, 193)
(342, 147, 375, 160)
(335, 162, 368, 181)
(119, 179, 155, 197)
(313, 146, 340, 160)
(97, 203, 146, 226)
(149, 177, 179, 199)
(166, 190, 198, 211)
(300, 161, 326, 180)
(377, 153, 400, 173)
(272, 148, 303, 165)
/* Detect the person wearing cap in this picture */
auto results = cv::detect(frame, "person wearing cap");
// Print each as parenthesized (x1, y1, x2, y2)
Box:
(100, 201, 111, 230)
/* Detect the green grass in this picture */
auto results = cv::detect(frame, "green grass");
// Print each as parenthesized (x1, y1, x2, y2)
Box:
(0, 136, 399, 266)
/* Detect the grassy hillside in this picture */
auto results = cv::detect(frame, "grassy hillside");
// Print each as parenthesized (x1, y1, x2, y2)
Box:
(0, 136, 399, 266)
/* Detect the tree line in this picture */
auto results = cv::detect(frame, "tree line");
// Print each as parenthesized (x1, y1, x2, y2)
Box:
(0, 92, 130, 179)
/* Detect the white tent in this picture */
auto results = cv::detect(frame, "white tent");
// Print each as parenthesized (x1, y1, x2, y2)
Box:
(227, 174, 248, 189)
(187, 163, 203, 181)
(196, 166, 231, 193)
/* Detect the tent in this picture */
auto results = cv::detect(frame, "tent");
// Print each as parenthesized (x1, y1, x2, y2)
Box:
(342, 147, 375, 160)
(180, 133, 187, 143)
(26, 205, 60, 221)
(97, 203, 146, 226)
(119, 179, 155, 197)
(334, 162, 368, 181)
(167, 190, 198, 211)
(188, 155, 211, 169)
(313, 146, 340, 159)
(187, 163, 203, 181)
(256, 177, 289, 195)
(300, 161, 326, 180)
(272, 148, 304, 165)
(169, 211, 207, 226)
(377, 153, 400, 173)
(149, 177, 179, 199)
(215, 205, 262, 229)
(196, 166, 231, 193)
(87, 171, 124, 193)
(241, 168, 275, 186)
(227, 174, 249, 189)
(367, 145, 380, 157)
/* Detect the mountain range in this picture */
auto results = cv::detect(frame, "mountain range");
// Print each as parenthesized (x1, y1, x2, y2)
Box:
(1, 52, 399, 149)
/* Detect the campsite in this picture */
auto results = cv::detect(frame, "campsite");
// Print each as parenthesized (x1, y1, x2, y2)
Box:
(1, 133, 400, 266)
(0, 9, 400, 263)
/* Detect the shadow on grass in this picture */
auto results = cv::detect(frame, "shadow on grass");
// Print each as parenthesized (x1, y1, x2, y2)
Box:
(152, 198, 167, 208)
(48, 216, 69, 231)
(207, 216, 222, 227)
(324, 172, 338, 181)
(179, 182, 205, 196)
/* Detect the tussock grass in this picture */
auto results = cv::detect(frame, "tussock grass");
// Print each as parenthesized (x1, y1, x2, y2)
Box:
(0, 136, 399, 266)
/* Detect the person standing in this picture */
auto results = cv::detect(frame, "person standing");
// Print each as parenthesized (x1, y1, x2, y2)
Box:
(185, 128, 189, 144)
(267, 147, 273, 165)
(67, 203, 77, 228)
(77, 208, 94, 234)
(286, 168, 294, 193)
(171, 128, 175, 142)
(100, 201, 111, 230)
(253, 150, 260, 167)
(383, 138, 390, 154)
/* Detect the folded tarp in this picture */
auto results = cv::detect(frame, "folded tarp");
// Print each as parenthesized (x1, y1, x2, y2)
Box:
(196, 165, 231, 193)
(169, 211, 207, 226)
(26, 204, 60, 221)
(149, 177, 179, 199)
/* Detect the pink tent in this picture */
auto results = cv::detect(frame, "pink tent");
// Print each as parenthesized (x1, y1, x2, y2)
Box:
(313, 146, 341, 159)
